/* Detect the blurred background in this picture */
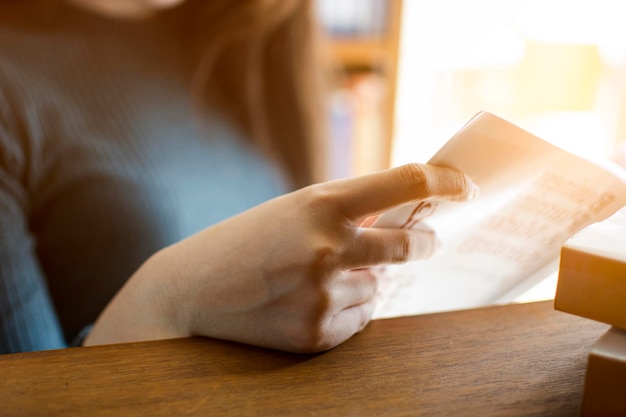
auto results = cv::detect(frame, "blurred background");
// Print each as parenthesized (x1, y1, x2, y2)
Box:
(318, 0, 626, 179)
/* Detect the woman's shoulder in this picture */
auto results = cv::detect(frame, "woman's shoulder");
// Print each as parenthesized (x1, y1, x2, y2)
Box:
(0, 3, 63, 92)
(0, 2, 98, 134)
(0, 8, 56, 177)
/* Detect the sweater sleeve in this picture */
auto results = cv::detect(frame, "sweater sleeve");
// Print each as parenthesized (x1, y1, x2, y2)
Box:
(0, 83, 66, 353)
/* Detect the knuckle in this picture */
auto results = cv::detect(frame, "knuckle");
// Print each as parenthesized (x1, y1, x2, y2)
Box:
(311, 243, 341, 274)
(300, 183, 339, 212)
(312, 283, 334, 313)
(298, 184, 348, 230)
(398, 163, 427, 191)
(458, 172, 472, 196)
(447, 168, 469, 196)
(391, 230, 413, 263)
(283, 286, 337, 353)
(285, 318, 334, 353)
(394, 230, 437, 262)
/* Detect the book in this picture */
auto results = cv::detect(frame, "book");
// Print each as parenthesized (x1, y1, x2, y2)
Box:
(373, 111, 626, 319)
(316, 0, 388, 38)
(328, 72, 388, 179)
(581, 327, 626, 417)
(554, 207, 626, 328)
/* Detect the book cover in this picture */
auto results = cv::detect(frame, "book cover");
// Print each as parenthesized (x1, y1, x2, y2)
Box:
(581, 326, 626, 417)
(554, 207, 626, 328)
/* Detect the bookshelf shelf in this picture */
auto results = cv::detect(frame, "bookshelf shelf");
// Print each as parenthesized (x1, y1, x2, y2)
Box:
(330, 39, 390, 70)
(321, 0, 403, 178)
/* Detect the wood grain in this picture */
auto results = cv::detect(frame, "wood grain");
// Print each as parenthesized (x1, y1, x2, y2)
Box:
(0, 301, 607, 417)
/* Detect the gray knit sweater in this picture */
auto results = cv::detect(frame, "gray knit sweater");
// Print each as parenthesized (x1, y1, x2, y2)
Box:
(0, 4, 287, 353)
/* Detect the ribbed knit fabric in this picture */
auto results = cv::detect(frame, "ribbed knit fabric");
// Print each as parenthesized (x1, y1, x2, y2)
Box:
(0, 4, 288, 353)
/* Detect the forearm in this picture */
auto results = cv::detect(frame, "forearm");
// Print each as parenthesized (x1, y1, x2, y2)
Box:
(83, 251, 187, 346)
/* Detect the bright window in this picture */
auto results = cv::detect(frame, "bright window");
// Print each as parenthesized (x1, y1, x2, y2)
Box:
(394, 0, 626, 166)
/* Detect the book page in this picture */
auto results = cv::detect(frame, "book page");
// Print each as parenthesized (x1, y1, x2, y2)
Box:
(563, 205, 626, 262)
(373, 112, 626, 319)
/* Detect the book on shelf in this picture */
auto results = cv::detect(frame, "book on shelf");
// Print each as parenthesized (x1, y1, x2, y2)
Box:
(316, 0, 388, 39)
(372, 111, 626, 319)
(554, 208, 626, 329)
(319, 0, 401, 179)
(328, 72, 387, 178)
(581, 326, 626, 417)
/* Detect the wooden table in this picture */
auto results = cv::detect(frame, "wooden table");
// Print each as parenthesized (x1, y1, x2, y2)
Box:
(0, 301, 607, 417)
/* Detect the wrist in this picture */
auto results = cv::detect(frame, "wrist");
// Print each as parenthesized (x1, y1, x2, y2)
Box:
(84, 248, 190, 346)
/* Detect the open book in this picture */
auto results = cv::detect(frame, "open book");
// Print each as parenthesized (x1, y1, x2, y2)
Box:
(373, 111, 626, 319)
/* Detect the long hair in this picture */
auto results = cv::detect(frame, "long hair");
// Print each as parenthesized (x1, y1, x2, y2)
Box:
(184, 0, 328, 188)
(2, 0, 329, 188)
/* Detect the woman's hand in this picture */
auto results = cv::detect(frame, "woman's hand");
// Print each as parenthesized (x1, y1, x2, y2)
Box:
(84, 164, 477, 353)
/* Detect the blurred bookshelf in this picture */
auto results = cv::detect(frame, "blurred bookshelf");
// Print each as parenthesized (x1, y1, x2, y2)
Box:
(317, 0, 403, 179)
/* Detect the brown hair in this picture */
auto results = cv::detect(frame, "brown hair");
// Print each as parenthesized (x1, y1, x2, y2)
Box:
(3, 0, 329, 188)
(182, 0, 328, 188)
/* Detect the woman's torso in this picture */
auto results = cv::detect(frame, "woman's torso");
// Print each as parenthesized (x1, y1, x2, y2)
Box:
(0, 3, 288, 349)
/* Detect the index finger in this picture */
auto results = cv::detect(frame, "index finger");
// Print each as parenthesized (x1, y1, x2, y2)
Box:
(332, 163, 477, 220)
